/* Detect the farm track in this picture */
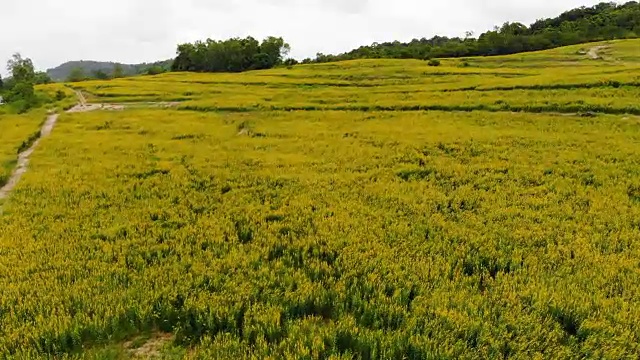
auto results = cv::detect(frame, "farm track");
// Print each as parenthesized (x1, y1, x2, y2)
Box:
(68, 90, 125, 112)
(0, 92, 184, 208)
(72, 90, 180, 110)
(0, 92, 114, 208)
(0, 113, 59, 202)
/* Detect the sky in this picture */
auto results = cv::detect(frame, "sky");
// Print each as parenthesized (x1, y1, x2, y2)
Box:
(0, 0, 619, 74)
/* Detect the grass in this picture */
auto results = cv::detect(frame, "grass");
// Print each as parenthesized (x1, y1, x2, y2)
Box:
(0, 84, 75, 189)
(1, 39, 640, 358)
(0, 111, 47, 187)
(69, 39, 640, 117)
(37, 83, 78, 111)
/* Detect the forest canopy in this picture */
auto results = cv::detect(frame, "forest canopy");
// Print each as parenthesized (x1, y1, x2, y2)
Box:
(0, 53, 53, 113)
(170, 2, 639, 71)
(171, 36, 291, 72)
(308, 1, 640, 63)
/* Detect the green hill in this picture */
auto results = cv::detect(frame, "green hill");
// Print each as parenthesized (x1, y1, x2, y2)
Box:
(46, 60, 173, 81)
(310, 1, 640, 63)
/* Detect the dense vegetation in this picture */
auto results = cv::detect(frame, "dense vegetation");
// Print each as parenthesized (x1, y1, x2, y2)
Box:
(0, 39, 639, 358)
(309, 1, 640, 63)
(0, 54, 57, 113)
(171, 36, 291, 72)
(37, 2, 640, 79)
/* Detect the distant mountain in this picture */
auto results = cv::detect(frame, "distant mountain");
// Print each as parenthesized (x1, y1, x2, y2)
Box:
(46, 59, 173, 81)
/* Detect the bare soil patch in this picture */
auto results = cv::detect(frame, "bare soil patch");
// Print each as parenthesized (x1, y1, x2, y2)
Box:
(587, 45, 610, 60)
(124, 332, 174, 359)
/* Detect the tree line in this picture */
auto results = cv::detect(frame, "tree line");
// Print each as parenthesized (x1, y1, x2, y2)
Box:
(171, 36, 291, 72)
(62, 36, 291, 81)
(306, 1, 640, 63)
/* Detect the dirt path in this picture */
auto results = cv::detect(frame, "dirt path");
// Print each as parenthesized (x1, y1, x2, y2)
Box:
(0, 113, 59, 201)
(587, 45, 609, 60)
(0, 92, 180, 206)
(69, 89, 179, 111)
(76, 90, 87, 106)
(0, 92, 109, 206)
(67, 90, 126, 112)
(124, 332, 174, 358)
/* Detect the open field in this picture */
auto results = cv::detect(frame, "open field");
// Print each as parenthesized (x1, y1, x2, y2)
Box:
(1, 40, 640, 358)
(72, 40, 640, 115)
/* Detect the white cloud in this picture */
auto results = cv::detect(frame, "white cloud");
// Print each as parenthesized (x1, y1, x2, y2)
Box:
(0, 0, 622, 75)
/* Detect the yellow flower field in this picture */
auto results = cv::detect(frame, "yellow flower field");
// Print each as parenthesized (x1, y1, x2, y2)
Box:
(67, 40, 640, 118)
(0, 39, 639, 358)
(0, 111, 47, 190)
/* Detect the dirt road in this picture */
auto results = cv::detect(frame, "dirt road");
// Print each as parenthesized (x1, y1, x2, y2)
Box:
(0, 113, 59, 201)
(0, 91, 110, 205)
(0, 91, 177, 206)
(67, 90, 125, 112)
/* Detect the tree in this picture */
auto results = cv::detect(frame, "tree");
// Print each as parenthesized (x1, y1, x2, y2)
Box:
(91, 69, 110, 80)
(283, 58, 299, 66)
(146, 66, 166, 75)
(5, 53, 37, 111)
(7, 53, 35, 83)
(172, 43, 196, 71)
(67, 67, 87, 82)
(172, 36, 292, 73)
(34, 72, 52, 85)
(113, 63, 125, 78)
(260, 36, 290, 66)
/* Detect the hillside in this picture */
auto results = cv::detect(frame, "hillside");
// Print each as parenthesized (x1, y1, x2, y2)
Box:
(311, 1, 640, 62)
(74, 40, 640, 115)
(46, 59, 172, 81)
(39, 3, 639, 84)
(0, 39, 639, 358)
(49, 2, 639, 79)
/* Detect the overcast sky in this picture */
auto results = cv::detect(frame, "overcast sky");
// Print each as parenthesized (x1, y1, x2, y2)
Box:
(0, 0, 618, 74)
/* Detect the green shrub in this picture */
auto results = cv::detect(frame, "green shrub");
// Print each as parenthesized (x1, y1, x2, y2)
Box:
(55, 90, 66, 101)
